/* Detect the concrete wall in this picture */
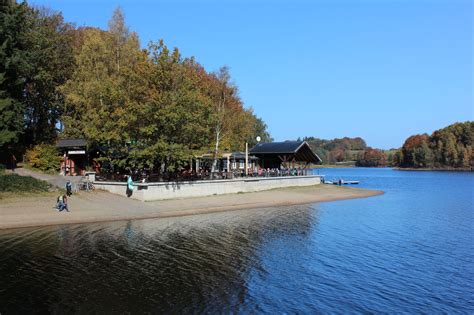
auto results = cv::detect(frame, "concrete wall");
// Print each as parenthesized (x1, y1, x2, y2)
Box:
(94, 175, 321, 201)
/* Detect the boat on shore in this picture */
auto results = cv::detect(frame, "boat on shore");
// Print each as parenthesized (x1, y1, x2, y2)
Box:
(323, 178, 359, 185)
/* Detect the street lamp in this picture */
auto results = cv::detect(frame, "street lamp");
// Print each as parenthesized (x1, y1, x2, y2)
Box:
(246, 136, 262, 176)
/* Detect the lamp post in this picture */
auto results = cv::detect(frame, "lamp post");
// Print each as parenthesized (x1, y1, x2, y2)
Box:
(245, 142, 248, 176)
(245, 136, 261, 176)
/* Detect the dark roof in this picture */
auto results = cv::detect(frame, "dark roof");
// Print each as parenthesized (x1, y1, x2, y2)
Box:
(250, 141, 322, 163)
(250, 141, 305, 154)
(230, 152, 259, 160)
(56, 139, 87, 148)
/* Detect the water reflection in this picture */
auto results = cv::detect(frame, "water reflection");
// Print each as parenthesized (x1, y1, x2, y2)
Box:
(0, 205, 318, 313)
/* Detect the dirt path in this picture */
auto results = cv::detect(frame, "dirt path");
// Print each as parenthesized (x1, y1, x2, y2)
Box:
(0, 185, 383, 230)
(13, 167, 84, 189)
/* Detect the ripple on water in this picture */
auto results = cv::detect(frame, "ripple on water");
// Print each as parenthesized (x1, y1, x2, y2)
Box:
(0, 169, 473, 313)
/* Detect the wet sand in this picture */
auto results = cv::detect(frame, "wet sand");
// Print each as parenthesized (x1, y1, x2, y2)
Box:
(0, 185, 383, 230)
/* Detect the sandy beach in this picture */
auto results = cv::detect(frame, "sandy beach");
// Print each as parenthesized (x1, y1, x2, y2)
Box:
(0, 185, 383, 230)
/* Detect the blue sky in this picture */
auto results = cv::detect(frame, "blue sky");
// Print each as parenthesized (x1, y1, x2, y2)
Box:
(31, 0, 473, 149)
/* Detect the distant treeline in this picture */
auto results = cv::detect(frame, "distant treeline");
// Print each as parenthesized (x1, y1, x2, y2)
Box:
(300, 136, 387, 167)
(394, 122, 473, 170)
(0, 2, 271, 173)
(301, 122, 473, 169)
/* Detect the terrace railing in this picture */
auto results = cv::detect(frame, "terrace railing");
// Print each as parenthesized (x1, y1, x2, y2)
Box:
(95, 168, 312, 183)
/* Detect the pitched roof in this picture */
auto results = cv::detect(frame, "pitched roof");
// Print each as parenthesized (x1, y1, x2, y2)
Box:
(250, 141, 305, 154)
(229, 152, 259, 160)
(56, 139, 87, 148)
(250, 141, 322, 163)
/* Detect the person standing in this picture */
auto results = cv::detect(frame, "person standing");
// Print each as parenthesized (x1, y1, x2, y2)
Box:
(66, 180, 72, 197)
(126, 175, 134, 197)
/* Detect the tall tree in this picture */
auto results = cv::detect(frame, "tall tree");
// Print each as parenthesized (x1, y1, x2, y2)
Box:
(209, 66, 233, 172)
(0, 1, 74, 157)
(22, 7, 75, 144)
(108, 7, 129, 73)
(0, 1, 29, 151)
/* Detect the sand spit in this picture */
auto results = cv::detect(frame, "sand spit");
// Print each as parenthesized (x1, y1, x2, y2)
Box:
(0, 185, 383, 230)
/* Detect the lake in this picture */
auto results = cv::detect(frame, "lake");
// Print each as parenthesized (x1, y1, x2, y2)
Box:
(0, 168, 473, 313)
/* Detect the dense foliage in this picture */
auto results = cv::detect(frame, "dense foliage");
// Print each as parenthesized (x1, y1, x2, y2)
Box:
(301, 136, 369, 164)
(355, 148, 386, 167)
(395, 122, 473, 169)
(0, 1, 74, 152)
(25, 144, 61, 173)
(0, 173, 51, 193)
(0, 3, 271, 174)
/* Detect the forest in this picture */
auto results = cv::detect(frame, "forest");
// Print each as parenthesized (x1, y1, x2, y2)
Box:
(395, 122, 473, 170)
(0, 2, 271, 173)
(301, 136, 387, 167)
(301, 122, 473, 170)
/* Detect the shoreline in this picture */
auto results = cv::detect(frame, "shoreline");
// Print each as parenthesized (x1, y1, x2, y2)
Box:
(0, 185, 383, 230)
(395, 167, 473, 172)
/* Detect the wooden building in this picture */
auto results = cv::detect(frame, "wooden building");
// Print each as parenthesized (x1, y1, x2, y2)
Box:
(250, 141, 322, 169)
(194, 152, 259, 173)
(56, 139, 88, 176)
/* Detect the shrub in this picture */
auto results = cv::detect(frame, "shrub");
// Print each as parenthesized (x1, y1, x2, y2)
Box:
(0, 174, 51, 192)
(0, 164, 5, 174)
(26, 144, 61, 173)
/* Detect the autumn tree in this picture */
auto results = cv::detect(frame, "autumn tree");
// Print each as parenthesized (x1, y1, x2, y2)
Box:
(356, 148, 386, 167)
(61, 8, 145, 170)
(58, 7, 272, 176)
(398, 122, 473, 169)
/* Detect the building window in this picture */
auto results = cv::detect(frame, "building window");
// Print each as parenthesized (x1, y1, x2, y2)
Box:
(239, 160, 245, 169)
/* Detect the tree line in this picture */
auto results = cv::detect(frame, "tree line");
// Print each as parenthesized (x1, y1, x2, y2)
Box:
(300, 136, 386, 167)
(0, 2, 271, 173)
(394, 122, 473, 169)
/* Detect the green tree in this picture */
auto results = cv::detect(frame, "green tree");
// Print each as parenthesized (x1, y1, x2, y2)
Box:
(444, 134, 458, 167)
(22, 7, 75, 145)
(0, 1, 29, 149)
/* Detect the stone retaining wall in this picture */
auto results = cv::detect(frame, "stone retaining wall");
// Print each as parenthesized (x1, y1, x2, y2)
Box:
(94, 175, 322, 201)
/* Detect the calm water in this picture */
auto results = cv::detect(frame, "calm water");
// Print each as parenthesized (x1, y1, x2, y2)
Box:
(1, 168, 473, 313)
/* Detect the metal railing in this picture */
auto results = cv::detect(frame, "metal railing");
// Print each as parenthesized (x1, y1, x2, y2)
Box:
(95, 168, 312, 183)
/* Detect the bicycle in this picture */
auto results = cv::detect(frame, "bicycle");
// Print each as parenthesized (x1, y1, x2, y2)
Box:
(79, 179, 95, 191)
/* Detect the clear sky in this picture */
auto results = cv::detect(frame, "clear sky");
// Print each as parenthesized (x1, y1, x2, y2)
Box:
(31, 0, 473, 149)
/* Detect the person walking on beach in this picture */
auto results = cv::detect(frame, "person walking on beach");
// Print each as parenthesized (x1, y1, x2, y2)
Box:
(65, 180, 72, 197)
(126, 175, 134, 197)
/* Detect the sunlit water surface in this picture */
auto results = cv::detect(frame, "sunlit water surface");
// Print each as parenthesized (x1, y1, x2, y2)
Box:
(0, 168, 473, 313)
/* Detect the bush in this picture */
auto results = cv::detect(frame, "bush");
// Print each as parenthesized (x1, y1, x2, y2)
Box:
(26, 144, 61, 173)
(0, 164, 5, 174)
(0, 174, 51, 192)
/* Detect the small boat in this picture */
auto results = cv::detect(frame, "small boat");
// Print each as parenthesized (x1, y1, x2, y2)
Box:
(326, 179, 359, 185)
(343, 181, 359, 185)
(321, 178, 359, 185)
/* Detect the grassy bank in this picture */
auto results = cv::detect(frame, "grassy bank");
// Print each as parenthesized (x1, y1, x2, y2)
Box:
(0, 173, 55, 199)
